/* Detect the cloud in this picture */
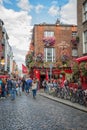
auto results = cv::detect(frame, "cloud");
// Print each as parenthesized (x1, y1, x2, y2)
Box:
(0, 0, 4, 4)
(12, 46, 27, 65)
(51, 1, 58, 5)
(48, 0, 77, 24)
(0, 0, 12, 4)
(35, 4, 44, 13)
(0, 4, 33, 69)
(61, 0, 77, 24)
(17, 0, 33, 12)
(48, 5, 59, 16)
(0, 0, 77, 70)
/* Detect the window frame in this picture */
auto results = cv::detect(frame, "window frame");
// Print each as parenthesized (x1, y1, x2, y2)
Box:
(83, 1, 87, 22)
(83, 31, 87, 54)
(72, 31, 77, 37)
(72, 48, 78, 57)
(44, 31, 54, 37)
(44, 48, 55, 62)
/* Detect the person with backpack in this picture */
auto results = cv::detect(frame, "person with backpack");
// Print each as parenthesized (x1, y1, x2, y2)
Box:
(25, 76, 32, 95)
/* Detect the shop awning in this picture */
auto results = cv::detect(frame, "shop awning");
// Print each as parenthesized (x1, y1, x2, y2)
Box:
(75, 56, 87, 63)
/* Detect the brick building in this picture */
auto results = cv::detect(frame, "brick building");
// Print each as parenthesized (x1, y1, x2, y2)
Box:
(26, 22, 78, 82)
(76, 0, 87, 89)
(0, 19, 14, 76)
(77, 0, 87, 56)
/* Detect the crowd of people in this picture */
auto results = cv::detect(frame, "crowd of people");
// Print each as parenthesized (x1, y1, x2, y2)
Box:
(0, 75, 87, 106)
(42, 78, 69, 93)
(42, 78, 87, 106)
(0, 76, 39, 100)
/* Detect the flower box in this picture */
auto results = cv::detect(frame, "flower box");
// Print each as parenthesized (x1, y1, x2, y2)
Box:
(43, 37, 55, 46)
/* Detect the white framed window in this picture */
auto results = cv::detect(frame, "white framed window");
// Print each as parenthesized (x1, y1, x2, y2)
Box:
(44, 31, 54, 37)
(72, 49, 78, 57)
(83, 1, 87, 22)
(83, 31, 87, 53)
(72, 32, 77, 37)
(44, 48, 55, 62)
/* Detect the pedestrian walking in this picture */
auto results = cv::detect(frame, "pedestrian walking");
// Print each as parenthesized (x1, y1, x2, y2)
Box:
(32, 79, 37, 99)
(0, 78, 2, 86)
(42, 79, 47, 92)
(1, 78, 7, 98)
(0, 78, 2, 98)
(0, 85, 2, 98)
(25, 76, 32, 95)
(21, 77, 26, 92)
(11, 78, 16, 100)
(7, 77, 13, 96)
(16, 78, 22, 96)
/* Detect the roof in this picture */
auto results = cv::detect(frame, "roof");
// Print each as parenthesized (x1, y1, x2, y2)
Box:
(34, 23, 77, 27)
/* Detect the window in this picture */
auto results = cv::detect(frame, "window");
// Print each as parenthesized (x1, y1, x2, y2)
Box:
(83, 1, 87, 22)
(44, 48, 55, 62)
(72, 49, 78, 57)
(84, 31, 87, 53)
(44, 31, 54, 37)
(72, 32, 77, 37)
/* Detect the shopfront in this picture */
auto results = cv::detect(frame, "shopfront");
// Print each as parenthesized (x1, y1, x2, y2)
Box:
(76, 56, 87, 90)
(32, 68, 72, 88)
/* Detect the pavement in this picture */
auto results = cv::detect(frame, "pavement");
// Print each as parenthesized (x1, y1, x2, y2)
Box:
(38, 89, 87, 113)
(1, 92, 87, 130)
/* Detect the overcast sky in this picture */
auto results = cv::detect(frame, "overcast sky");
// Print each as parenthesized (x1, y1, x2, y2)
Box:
(0, 0, 77, 70)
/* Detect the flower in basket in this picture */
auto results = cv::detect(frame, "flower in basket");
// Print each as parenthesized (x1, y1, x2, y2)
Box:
(26, 53, 33, 63)
(71, 37, 79, 45)
(43, 36, 55, 46)
(36, 53, 43, 62)
(61, 55, 69, 62)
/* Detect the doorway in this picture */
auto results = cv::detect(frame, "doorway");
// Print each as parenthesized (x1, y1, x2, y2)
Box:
(40, 75, 45, 88)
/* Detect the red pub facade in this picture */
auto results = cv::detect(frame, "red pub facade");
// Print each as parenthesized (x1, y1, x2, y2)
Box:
(26, 22, 78, 88)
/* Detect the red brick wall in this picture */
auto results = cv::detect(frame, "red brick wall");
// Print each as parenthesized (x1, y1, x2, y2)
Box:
(33, 24, 77, 61)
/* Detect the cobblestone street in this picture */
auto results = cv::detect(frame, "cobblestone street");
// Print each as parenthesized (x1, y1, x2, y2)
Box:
(0, 93, 87, 130)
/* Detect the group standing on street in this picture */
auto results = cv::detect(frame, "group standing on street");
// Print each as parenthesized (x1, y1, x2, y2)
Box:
(0, 75, 86, 106)
(0, 76, 39, 101)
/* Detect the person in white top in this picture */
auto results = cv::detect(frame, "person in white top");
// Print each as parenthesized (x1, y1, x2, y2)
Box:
(32, 79, 37, 99)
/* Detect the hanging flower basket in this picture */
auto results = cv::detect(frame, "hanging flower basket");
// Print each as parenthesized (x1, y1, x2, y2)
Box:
(61, 55, 69, 62)
(71, 36, 79, 45)
(43, 36, 55, 46)
(25, 53, 33, 67)
(36, 53, 43, 62)
(79, 62, 87, 76)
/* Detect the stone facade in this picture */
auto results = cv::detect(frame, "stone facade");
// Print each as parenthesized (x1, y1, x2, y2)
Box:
(77, 0, 87, 56)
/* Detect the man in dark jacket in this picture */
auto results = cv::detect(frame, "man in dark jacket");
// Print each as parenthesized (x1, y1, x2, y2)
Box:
(7, 77, 13, 95)
(25, 77, 32, 95)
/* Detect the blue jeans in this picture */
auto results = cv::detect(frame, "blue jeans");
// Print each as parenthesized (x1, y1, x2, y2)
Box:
(32, 89, 37, 98)
(11, 89, 16, 100)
